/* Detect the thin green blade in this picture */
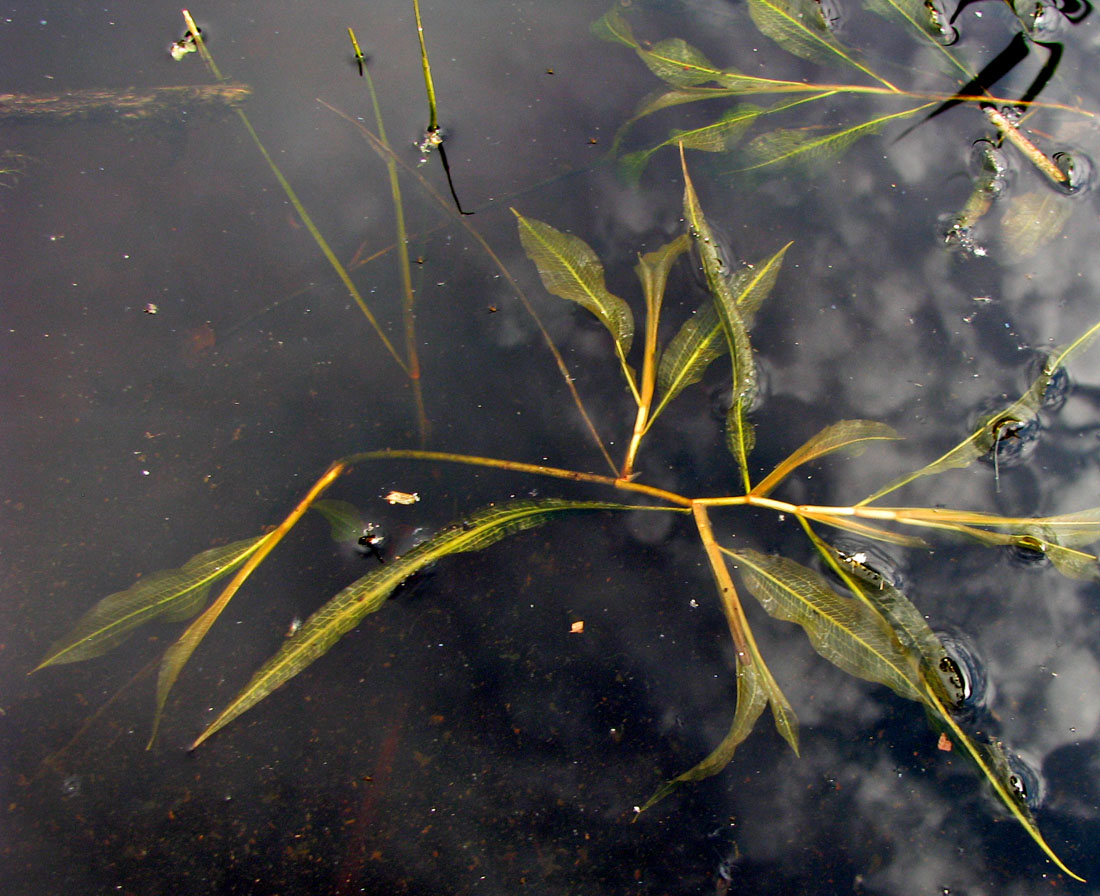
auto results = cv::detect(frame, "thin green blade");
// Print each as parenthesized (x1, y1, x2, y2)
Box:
(191, 500, 629, 748)
(34, 536, 265, 670)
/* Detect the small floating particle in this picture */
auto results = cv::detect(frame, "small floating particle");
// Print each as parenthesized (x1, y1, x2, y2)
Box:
(570, 620, 584, 634)
(385, 490, 420, 505)
(143, 302, 158, 314)
(937, 732, 953, 752)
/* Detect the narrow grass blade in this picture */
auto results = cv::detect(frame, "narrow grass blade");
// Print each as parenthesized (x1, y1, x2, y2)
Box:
(513, 211, 635, 376)
(730, 550, 924, 701)
(191, 500, 631, 748)
(753, 420, 899, 497)
(34, 536, 266, 670)
(747, 0, 898, 90)
(179, 12, 408, 376)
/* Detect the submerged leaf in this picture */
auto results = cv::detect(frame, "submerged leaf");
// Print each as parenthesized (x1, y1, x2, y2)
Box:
(637, 657, 768, 813)
(513, 211, 634, 361)
(311, 499, 367, 543)
(655, 301, 725, 413)
(34, 537, 265, 670)
(621, 106, 762, 186)
(747, 0, 896, 88)
(753, 420, 899, 497)
(742, 105, 927, 172)
(731, 550, 924, 701)
(191, 500, 631, 748)
(1001, 190, 1073, 258)
(681, 152, 761, 487)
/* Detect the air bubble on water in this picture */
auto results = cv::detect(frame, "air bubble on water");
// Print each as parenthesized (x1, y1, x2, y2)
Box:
(935, 632, 990, 713)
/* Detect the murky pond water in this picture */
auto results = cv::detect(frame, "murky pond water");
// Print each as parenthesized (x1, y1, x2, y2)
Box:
(4, 1, 1100, 893)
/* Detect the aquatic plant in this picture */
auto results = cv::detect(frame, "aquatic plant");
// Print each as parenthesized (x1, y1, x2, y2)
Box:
(30, 1, 1100, 885)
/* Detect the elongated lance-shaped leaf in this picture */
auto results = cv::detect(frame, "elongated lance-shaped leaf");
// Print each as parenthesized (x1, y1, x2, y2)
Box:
(191, 500, 634, 749)
(924, 678, 1084, 880)
(803, 524, 1084, 879)
(861, 318, 1100, 505)
(730, 550, 925, 701)
(34, 536, 266, 671)
(636, 656, 769, 814)
(620, 106, 763, 186)
(798, 511, 929, 547)
(742, 104, 931, 172)
(747, 0, 898, 90)
(693, 504, 799, 753)
(651, 240, 791, 429)
(592, 9, 730, 88)
(753, 420, 899, 498)
(680, 150, 758, 490)
(653, 301, 725, 423)
(513, 211, 635, 384)
(809, 530, 962, 705)
(727, 241, 793, 325)
(622, 234, 692, 474)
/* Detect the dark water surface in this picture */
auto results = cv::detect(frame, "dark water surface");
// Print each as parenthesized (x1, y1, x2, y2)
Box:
(4, 1, 1100, 893)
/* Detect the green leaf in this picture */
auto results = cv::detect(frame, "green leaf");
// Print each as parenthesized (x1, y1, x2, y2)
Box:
(747, 0, 897, 89)
(861, 319, 1100, 504)
(636, 657, 768, 813)
(635, 234, 691, 330)
(680, 153, 759, 489)
(731, 550, 925, 702)
(621, 106, 763, 186)
(640, 38, 730, 88)
(753, 420, 899, 497)
(742, 105, 927, 172)
(728, 242, 792, 324)
(34, 536, 265, 670)
(311, 499, 367, 543)
(654, 301, 725, 414)
(191, 500, 630, 748)
(513, 211, 634, 362)
(863, 0, 971, 79)
(590, 6, 639, 49)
